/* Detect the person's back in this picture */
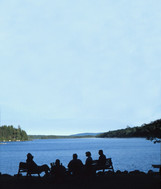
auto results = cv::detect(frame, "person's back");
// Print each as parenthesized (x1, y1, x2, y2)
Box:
(68, 154, 83, 176)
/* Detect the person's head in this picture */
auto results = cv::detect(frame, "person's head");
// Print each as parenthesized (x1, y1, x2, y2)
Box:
(55, 159, 60, 166)
(86, 151, 91, 157)
(73, 153, 78, 160)
(27, 153, 33, 160)
(98, 150, 103, 155)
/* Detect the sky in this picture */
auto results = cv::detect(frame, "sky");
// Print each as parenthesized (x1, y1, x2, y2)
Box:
(0, 0, 161, 135)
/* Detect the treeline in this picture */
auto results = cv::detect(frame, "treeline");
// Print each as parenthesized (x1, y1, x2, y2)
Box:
(28, 135, 69, 140)
(28, 135, 94, 140)
(97, 119, 161, 139)
(0, 125, 28, 141)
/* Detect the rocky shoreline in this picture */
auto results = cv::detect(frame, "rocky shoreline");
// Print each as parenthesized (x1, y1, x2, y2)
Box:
(0, 170, 160, 189)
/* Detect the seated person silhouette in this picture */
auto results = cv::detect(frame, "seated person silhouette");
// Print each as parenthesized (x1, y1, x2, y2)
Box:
(50, 159, 66, 179)
(85, 151, 93, 167)
(68, 153, 84, 176)
(84, 151, 94, 176)
(98, 150, 106, 166)
(18, 153, 50, 176)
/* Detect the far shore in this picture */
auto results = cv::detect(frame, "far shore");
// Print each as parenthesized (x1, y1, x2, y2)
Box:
(0, 136, 150, 143)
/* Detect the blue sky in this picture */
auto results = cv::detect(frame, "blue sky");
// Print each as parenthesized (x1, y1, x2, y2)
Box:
(0, 0, 161, 135)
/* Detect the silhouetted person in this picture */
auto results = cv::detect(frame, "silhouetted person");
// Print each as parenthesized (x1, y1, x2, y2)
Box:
(26, 153, 50, 176)
(84, 151, 94, 176)
(50, 159, 66, 179)
(68, 153, 83, 176)
(85, 151, 93, 167)
(98, 150, 106, 166)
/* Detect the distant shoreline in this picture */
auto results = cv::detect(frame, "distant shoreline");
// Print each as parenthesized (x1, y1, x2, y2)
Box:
(1, 119, 160, 142)
(0, 136, 150, 142)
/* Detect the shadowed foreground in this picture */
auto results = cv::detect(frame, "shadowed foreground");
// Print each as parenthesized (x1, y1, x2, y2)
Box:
(0, 172, 160, 189)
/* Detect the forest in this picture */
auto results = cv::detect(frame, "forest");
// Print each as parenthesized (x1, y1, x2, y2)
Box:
(97, 119, 161, 141)
(28, 134, 94, 140)
(0, 125, 28, 141)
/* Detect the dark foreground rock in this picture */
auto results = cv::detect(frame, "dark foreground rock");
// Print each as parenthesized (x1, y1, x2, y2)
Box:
(0, 172, 160, 189)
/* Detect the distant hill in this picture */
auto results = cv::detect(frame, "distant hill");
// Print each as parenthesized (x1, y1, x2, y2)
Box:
(28, 133, 98, 140)
(28, 135, 69, 140)
(70, 132, 101, 137)
(97, 119, 161, 140)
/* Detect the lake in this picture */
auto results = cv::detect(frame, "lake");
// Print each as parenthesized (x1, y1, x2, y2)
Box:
(0, 138, 160, 175)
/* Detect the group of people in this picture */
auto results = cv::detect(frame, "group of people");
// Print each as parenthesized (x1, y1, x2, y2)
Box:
(20, 150, 106, 178)
(67, 150, 106, 176)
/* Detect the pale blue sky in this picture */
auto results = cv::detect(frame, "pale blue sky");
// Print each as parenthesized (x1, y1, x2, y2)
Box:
(0, 0, 161, 135)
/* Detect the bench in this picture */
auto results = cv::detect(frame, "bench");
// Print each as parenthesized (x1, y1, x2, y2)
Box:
(92, 158, 114, 173)
(152, 164, 161, 174)
(18, 162, 40, 176)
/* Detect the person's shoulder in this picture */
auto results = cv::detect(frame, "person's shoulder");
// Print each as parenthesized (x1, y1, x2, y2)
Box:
(78, 159, 83, 164)
(61, 165, 66, 170)
(87, 157, 92, 161)
(68, 159, 74, 165)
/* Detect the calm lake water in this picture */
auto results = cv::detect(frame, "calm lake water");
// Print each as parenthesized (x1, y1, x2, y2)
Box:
(0, 138, 160, 175)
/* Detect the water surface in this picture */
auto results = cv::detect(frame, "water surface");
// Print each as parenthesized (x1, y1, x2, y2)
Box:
(0, 138, 160, 175)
